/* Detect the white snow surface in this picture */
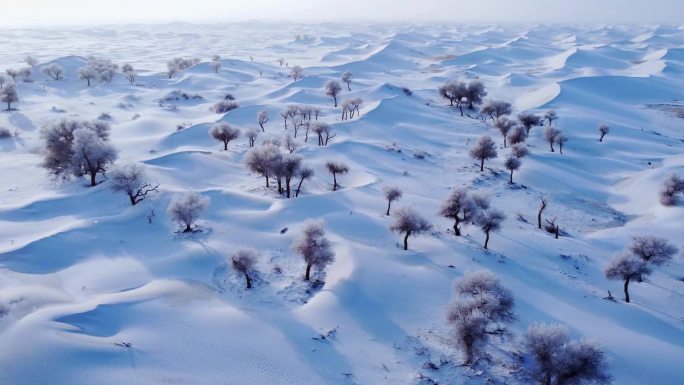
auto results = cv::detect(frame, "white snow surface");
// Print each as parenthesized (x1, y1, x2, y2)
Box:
(0, 23, 683, 385)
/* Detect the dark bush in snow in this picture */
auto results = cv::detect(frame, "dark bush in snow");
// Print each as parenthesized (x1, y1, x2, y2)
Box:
(440, 188, 478, 236)
(524, 323, 611, 385)
(209, 123, 240, 150)
(292, 220, 335, 281)
(211, 100, 239, 114)
(168, 191, 209, 233)
(518, 112, 542, 134)
(0, 127, 11, 138)
(447, 271, 515, 364)
(659, 173, 684, 206)
(109, 162, 159, 205)
(325, 80, 341, 107)
(231, 249, 258, 289)
(42, 63, 64, 80)
(469, 135, 497, 171)
(481, 100, 512, 122)
(341, 70, 353, 91)
(325, 161, 348, 191)
(383, 186, 402, 216)
(598, 124, 609, 142)
(390, 207, 432, 250)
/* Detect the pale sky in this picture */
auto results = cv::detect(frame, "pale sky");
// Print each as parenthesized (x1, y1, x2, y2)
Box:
(1, 0, 682, 26)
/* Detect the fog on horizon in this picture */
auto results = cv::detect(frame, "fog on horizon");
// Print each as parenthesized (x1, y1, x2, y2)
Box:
(1, 0, 682, 26)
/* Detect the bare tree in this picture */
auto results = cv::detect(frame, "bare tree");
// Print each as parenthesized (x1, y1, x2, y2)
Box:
(19, 67, 32, 80)
(556, 133, 568, 154)
(325, 80, 342, 107)
(0, 83, 18, 110)
(231, 249, 258, 289)
(504, 156, 521, 184)
(507, 125, 528, 146)
(511, 143, 530, 158)
(474, 209, 505, 249)
(5, 68, 20, 81)
(440, 188, 478, 236)
(166, 62, 178, 79)
(168, 191, 209, 233)
(292, 220, 335, 281)
(544, 127, 561, 152)
(341, 70, 353, 91)
(326, 161, 349, 191)
(109, 162, 159, 205)
(447, 271, 515, 364)
(70, 128, 118, 186)
(605, 253, 650, 304)
(629, 236, 678, 265)
(313, 122, 335, 146)
(469, 135, 498, 171)
(544, 110, 557, 126)
(341, 100, 352, 121)
(42, 63, 64, 80)
(518, 112, 542, 134)
(290, 65, 304, 81)
(245, 143, 280, 188)
(598, 124, 609, 142)
(464, 80, 487, 110)
(122, 64, 136, 84)
(209, 123, 240, 150)
(295, 167, 314, 197)
(390, 207, 432, 250)
(537, 196, 548, 229)
(383, 186, 402, 216)
(77, 66, 97, 86)
(246, 128, 259, 148)
(350, 97, 363, 118)
(257, 110, 269, 132)
(439, 79, 467, 115)
(495, 117, 516, 147)
(659, 173, 684, 206)
(524, 323, 611, 385)
(283, 133, 298, 153)
(481, 100, 512, 122)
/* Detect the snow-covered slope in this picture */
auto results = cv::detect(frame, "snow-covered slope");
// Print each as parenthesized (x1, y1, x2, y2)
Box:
(0, 23, 682, 385)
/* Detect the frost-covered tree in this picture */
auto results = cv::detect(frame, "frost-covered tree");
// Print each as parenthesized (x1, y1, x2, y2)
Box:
(447, 271, 515, 364)
(231, 249, 258, 289)
(556, 133, 568, 154)
(295, 166, 314, 197)
(0, 83, 18, 110)
(280, 154, 302, 198)
(481, 100, 512, 122)
(440, 188, 478, 236)
(168, 191, 209, 233)
(325, 80, 342, 107)
(290, 65, 304, 81)
(25, 55, 38, 66)
(598, 124, 609, 142)
(544, 127, 561, 152)
(465, 80, 487, 110)
(524, 323, 611, 385)
(166, 62, 178, 79)
(507, 125, 528, 146)
(245, 143, 280, 188)
(439, 79, 467, 115)
(122, 64, 136, 84)
(544, 110, 557, 126)
(42, 63, 64, 80)
(0, 74, 6, 88)
(469, 135, 497, 171)
(70, 128, 118, 186)
(5, 68, 20, 81)
(518, 112, 542, 134)
(326, 161, 348, 191)
(109, 162, 159, 205)
(494, 117, 516, 147)
(209, 123, 240, 150)
(99, 68, 116, 84)
(350, 97, 363, 118)
(313, 122, 335, 146)
(659, 173, 684, 206)
(41, 119, 111, 180)
(283, 133, 298, 153)
(292, 220, 335, 281)
(511, 143, 530, 159)
(246, 128, 259, 148)
(504, 156, 521, 184)
(19, 67, 32, 80)
(257, 110, 269, 132)
(629, 236, 678, 265)
(211, 60, 222, 74)
(474, 208, 505, 249)
(341, 70, 353, 91)
(390, 207, 432, 250)
(383, 186, 402, 216)
(77, 66, 97, 86)
(211, 100, 239, 114)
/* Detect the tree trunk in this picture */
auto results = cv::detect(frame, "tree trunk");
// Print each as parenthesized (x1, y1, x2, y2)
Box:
(129, 194, 137, 206)
(453, 221, 461, 236)
(480, 157, 485, 172)
(286, 177, 291, 198)
(264, 175, 269, 188)
(305, 263, 312, 281)
(624, 278, 631, 303)
(386, 200, 391, 216)
(332, 173, 337, 191)
(559, 144, 563, 154)
(347, 82, 351, 92)
(223, 141, 228, 150)
(245, 273, 252, 289)
(333, 95, 337, 107)
(184, 223, 192, 233)
(458, 104, 464, 116)
(503, 137, 507, 147)
(277, 177, 283, 194)
(87, 78, 90, 86)
(484, 231, 490, 249)
(510, 169, 514, 184)
(599, 134, 605, 142)
(259, 123, 265, 132)
(90, 171, 97, 187)
(449, 99, 454, 106)
(403, 232, 410, 250)
(550, 142, 555, 152)
(555, 226, 559, 239)
(296, 177, 305, 197)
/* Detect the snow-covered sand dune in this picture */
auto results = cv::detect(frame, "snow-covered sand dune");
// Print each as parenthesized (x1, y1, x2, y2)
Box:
(0, 23, 682, 385)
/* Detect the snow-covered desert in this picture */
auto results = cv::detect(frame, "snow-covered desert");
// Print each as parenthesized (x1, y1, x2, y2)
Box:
(0, 21, 683, 385)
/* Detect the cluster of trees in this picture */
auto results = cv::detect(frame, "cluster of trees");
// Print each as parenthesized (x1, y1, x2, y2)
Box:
(447, 271, 611, 385)
(5, 67, 32, 83)
(245, 142, 314, 197)
(543, 126, 568, 154)
(40, 119, 118, 186)
(340, 98, 362, 121)
(440, 189, 506, 249)
(438, 79, 487, 115)
(660, 173, 684, 206)
(167, 57, 201, 79)
(42, 63, 65, 80)
(76, 57, 120, 86)
(605, 236, 678, 302)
